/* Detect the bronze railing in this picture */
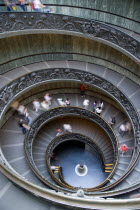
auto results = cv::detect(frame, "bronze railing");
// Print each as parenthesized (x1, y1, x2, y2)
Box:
(0, 13, 139, 62)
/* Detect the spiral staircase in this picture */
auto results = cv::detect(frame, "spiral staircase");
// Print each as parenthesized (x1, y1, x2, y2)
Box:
(0, 1, 140, 209)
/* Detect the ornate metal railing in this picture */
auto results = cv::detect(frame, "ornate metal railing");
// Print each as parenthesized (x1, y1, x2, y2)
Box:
(1, 3, 139, 26)
(0, 68, 139, 195)
(46, 133, 107, 189)
(0, 68, 139, 136)
(24, 106, 118, 192)
(0, 13, 139, 62)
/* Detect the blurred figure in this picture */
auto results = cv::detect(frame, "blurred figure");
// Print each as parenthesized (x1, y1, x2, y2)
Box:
(83, 99, 89, 109)
(95, 107, 102, 115)
(32, 99, 41, 112)
(109, 117, 116, 127)
(57, 98, 66, 106)
(44, 93, 52, 106)
(32, 0, 46, 12)
(119, 124, 127, 137)
(56, 128, 61, 136)
(23, 108, 32, 125)
(41, 100, 49, 110)
(98, 101, 104, 109)
(18, 0, 26, 11)
(17, 104, 25, 115)
(93, 101, 97, 112)
(65, 98, 70, 106)
(125, 121, 132, 134)
(3, 0, 16, 11)
(80, 84, 86, 97)
(18, 118, 30, 134)
(119, 122, 131, 137)
(119, 144, 128, 155)
(63, 124, 72, 133)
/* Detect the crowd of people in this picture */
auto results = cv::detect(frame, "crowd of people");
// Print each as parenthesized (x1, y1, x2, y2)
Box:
(3, 0, 51, 12)
(32, 93, 52, 112)
(10, 86, 132, 156)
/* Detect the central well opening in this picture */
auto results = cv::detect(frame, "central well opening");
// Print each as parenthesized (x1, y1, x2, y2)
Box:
(51, 140, 108, 188)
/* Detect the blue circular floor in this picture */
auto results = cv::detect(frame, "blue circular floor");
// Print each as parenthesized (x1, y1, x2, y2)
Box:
(52, 142, 108, 188)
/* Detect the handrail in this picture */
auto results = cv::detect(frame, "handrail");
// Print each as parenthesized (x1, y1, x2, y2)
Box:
(1, 4, 140, 30)
(1, 162, 140, 209)
(0, 13, 139, 62)
(46, 133, 108, 190)
(24, 107, 118, 192)
(0, 68, 139, 196)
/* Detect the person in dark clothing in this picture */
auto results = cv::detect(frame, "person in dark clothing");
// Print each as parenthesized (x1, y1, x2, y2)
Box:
(18, 119, 30, 134)
(109, 117, 116, 127)
(93, 101, 97, 112)
(18, 0, 26, 11)
(65, 98, 70, 106)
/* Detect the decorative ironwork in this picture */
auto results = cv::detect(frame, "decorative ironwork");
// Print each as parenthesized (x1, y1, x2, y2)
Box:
(0, 13, 139, 60)
(0, 68, 140, 194)
(24, 107, 118, 191)
(47, 133, 106, 166)
(46, 133, 108, 189)
(0, 68, 139, 137)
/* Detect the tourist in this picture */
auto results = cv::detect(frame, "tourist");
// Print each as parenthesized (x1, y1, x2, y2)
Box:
(32, 0, 46, 12)
(57, 98, 66, 106)
(18, 0, 26, 11)
(18, 118, 30, 134)
(119, 144, 128, 155)
(65, 98, 71, 106)
(83, 99, 89, 109)
(80, 84, 86, 97)
(23, 109, 32, 126)
(119, 123, 127, 137)
(56, 128, 61, 136)
(109, 117, 116, 127)
(17, 104, 25, 116)
(32, 99, 41, 112)
(95, 107, 102, 115)
(63, 124, 72, 133)
(41, 100, 49, 110)
(125, 121, 132, 134)
(3, 0, 16, 11)
(93, 101, 97, 112)
(44, 93, 52, 106)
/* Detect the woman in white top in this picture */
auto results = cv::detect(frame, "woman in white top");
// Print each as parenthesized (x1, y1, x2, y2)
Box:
(63, 124, 72, 133)
(44, 93, 52, 106)
(33, 0, 46, 12)
(95, 107, 102, 115)
(57, 98, 66, 106)
(32, 99, 41, 112)
(83, 99, 89, 109)
(41, 100, 49, 110)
